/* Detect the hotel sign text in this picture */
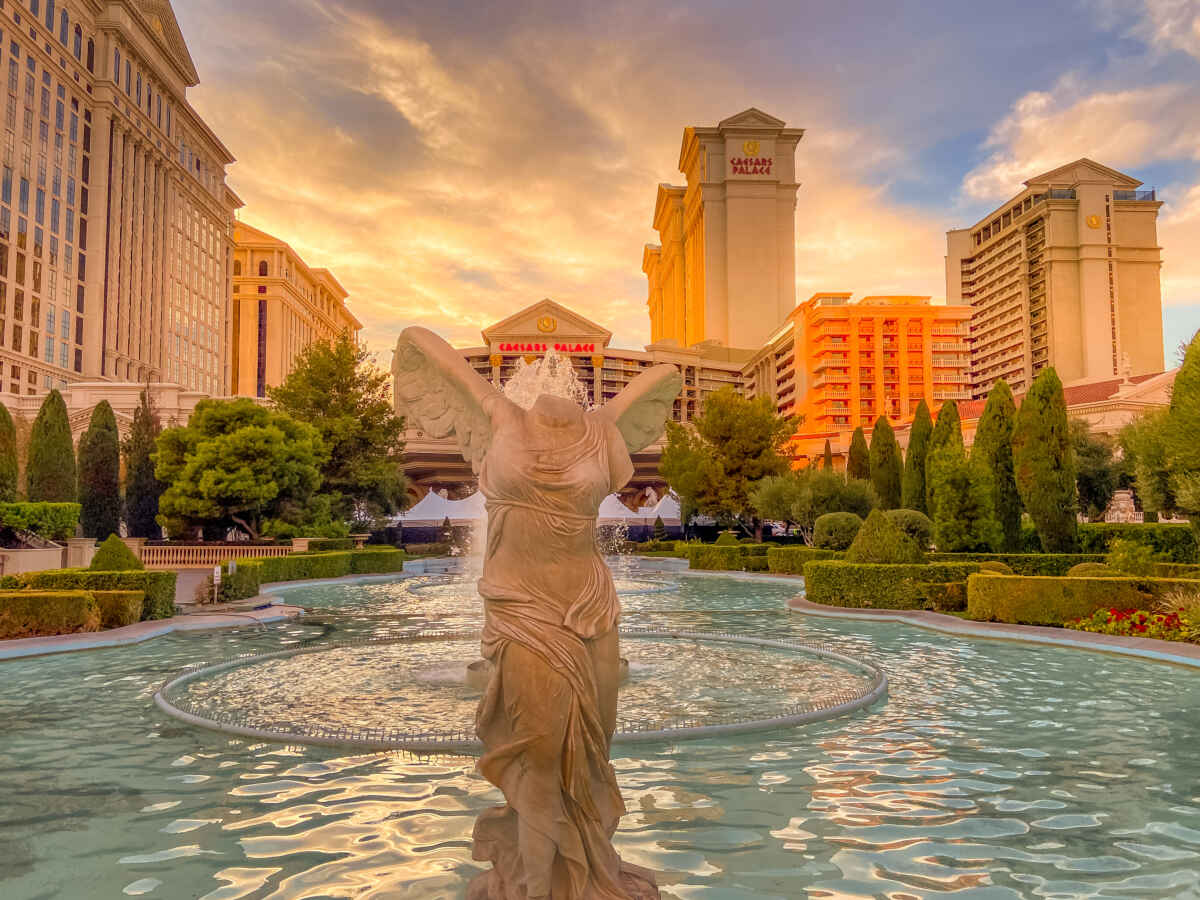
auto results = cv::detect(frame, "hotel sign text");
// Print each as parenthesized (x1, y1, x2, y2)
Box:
(730, 156, 773, 176)
(498, 342, 597, 353)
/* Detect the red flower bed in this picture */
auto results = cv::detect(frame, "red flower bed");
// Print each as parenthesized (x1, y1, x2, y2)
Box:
(1067, 607, 1198, 643)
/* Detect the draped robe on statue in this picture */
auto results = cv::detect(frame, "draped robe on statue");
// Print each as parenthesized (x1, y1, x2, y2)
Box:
(472, 394, 634, 900)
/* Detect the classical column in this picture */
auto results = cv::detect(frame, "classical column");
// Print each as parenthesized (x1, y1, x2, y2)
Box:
(130, 143, 146, 367)
(120, 130, 136, 365)
(106, 125, 126, 374)
(489, 353, 502, 387)
(591, 355, 604, 406)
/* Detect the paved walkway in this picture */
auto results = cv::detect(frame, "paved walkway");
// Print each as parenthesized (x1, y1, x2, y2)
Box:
(788, 596, 1200, 668)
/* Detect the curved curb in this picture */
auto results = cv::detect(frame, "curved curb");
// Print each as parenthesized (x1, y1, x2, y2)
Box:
(788, 597, 1200, 669)
(153, 628, 887, 754)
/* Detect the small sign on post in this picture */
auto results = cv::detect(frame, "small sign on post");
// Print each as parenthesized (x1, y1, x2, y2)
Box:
(213, 565, 222, 605)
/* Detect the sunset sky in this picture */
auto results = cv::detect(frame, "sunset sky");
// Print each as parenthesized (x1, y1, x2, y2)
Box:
(176, 0, 1200, 365)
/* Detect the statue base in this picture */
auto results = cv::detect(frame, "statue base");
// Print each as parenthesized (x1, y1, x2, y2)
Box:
(467, 860, 660, 900)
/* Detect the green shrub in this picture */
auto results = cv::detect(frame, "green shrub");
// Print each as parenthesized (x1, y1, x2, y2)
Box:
(924, 581, 967, 612)
(0, 591, 100, 638)
(653, 515, 667, 541)
(26, 390, 76, 503)
(1077, 523, 1198, 563)
(978, 561, 1014, 575)
(847, 510, 924, 564)
(741, 543, 770, 557)
(1106, 538, 1163, 576)
(214, 560, 264, 603)
(973, 380, 1023, 552)
(928, 443, 1000, 552)
(813, 512, 863, 551)
(252, 549, 406, 584)
(89, 535, 145, 571)
(77, 401, 121, 540)
(767, 546, 840, 574)
(1067, 562, 1119, 577)
(926, 552, 1105, 576)
(714, 532, 741, 546)
(885, 509, 934, 551)
(402, 542, 452, 557)
(1155, 562, 1200, 579)
(0, 502, 81, 541)
(0, 402, 17, 503)
(743, 556, 769, 572)
(901, 400, 932, 514)
(303, 538, 356, 553)
(91, 591, 145, 629)
(348, 548, 405, 575)
(869, 416, 903, 509)
(3, 570, 176, 621)
(966, 574, 1200, 626)
(803, 561, 981, 609)
(688, 545, 743, 571)
(1013, 368, 1078, 552)
(847, 426, 871, 481)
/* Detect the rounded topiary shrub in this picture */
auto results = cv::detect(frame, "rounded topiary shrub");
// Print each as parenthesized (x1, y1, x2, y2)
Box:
(1067, 562, 1119, 577)
(845, 509, 924, 564)
(884, 509, 934, 551)
(714, 532, 740, 546)
(977, 560, 1014, 575)
(813, 512, 863, 551)
(89, 534, 145, 571)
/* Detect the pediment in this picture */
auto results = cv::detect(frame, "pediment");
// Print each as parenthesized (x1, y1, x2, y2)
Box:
(718, 107, 787, 130)
(1025, 158, 1142, 189)
(482, 299, 612, 346)
(134, 1, 200, 85)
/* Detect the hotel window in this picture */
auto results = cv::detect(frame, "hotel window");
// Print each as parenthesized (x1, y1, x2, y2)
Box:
(43, 0, 52, 31)
(258, 260, 268, 276)
(72, 25, 79, 59)
(112, 48, 118, 81)
(58, 9, 66, 45)
(124, 60, 130, 94)
(85, 38, 92, 72)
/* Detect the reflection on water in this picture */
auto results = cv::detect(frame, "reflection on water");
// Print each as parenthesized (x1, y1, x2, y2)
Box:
(2, 566, 1200, 898)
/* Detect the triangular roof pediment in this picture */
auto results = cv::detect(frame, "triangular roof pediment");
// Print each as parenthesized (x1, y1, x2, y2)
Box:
(1025, 158, 1142, 189)
(135, 1, 200, 85)
(718, 107, 787, 130)
(482, 299, 613, 345)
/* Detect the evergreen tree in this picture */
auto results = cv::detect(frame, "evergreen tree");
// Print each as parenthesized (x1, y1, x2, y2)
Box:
(972, 380, 1022, 551)
(123, 391, 165, 539)
(652, 515, 667, 541)
(0, 401, 17, 502)
(847, 426, 870, 481)
(927, 442, 1001, 552)
(26, 390, 76, 502)
(822, 439, 833, 471)
(77, 401, 121, 539)
(901, 399, 932, 514)
(869, 416, 902, 509)
(1012, 367, 1078, 552)
(925, 400, 962, 512)
(1158, 329, 1200, 532)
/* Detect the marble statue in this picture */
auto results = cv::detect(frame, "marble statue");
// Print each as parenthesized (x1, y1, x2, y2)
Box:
(393, 327, 680, 900)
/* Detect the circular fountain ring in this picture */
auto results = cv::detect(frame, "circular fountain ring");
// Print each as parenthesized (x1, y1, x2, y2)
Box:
(153, 628, 887, 754)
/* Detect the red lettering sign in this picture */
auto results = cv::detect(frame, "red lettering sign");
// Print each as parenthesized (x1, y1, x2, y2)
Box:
(729, 157, 773, 176)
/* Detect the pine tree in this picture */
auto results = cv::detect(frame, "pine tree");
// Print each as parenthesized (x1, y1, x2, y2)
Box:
(0, 401, 17, 502)
(925, 400, 962, 513)
(123, 391, 165, 539)
(822, 439, 833, 471)
(1013, 367, 1078, 552)
(847, 426, 870, 481)
(901, 399, 932, 514)
(653, 515, 667, 541)
(869, 416, 902, 509)
(26, 390, 76, 502)
(972, 380, 1022, 551)
(78, 401, 121, 539)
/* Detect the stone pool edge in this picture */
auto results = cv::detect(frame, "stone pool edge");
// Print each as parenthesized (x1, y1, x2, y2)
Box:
(788, 596, 1200, 669)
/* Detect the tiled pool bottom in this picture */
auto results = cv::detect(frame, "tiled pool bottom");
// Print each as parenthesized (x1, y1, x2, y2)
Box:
(3, 566, 1200, 898)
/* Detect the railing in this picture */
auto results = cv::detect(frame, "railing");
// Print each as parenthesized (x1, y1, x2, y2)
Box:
(141, 543, 296, 570)
(1048, 188, 1076, 200)
(1114, 189, 1155, 202)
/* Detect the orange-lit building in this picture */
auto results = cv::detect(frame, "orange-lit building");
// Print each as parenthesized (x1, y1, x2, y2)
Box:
(743, 293, 973, 467)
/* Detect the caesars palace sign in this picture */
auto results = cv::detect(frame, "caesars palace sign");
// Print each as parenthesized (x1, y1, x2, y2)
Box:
(498, 342, 597, 353)
(730, 139, 772, 176)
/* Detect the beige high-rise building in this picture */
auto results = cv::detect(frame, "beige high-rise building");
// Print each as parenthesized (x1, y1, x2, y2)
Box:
(231, 223, 360, 397)
(0, 0, 239, 399)
(644, 108, 804, 352)
(947, 159, 1163, 398)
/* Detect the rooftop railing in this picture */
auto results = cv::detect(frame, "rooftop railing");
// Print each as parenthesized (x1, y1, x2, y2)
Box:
(1114, 189, 1156, 201)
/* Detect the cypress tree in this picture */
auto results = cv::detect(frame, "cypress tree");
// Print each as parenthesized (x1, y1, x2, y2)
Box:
(869, 416, 902, 509)
(901, 399, 932, 514)
(1162, 330, 1200, 534)
(1012, 367, 1078, 552)
(0, 402, 17, 502)
(925, 400, 962, 513)
(26, 390, 76, 502)
(123, 390, 165, 539)
(847, 426, 870, 481)
(972, 380, 1022, 551)
(822, 439, 833, 471)
(78, 401, 121, 539)
(928, 441, 1001, 552)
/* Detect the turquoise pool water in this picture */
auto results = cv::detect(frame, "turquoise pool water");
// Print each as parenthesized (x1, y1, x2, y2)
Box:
(3, 561, 1200, 898)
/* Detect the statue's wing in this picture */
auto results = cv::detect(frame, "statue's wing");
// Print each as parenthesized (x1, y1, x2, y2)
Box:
(392, 326, 499, 472)
(599, 364, 683, 453)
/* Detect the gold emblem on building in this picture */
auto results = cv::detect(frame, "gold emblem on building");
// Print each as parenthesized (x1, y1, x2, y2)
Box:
(742, 140, 760, 156)
(536, 316, 557, 333)
(1086, 214, 1102, 229)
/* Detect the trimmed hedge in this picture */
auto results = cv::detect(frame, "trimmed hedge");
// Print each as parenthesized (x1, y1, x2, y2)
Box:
(0, 502, 81, 541)
(258, 549, 406, 584)
(803, 561, 981, 609)
(885, 509, 934, 551)
(967, 573, 1200, 626)
(403, 542, 453, 558)
(1155, 562, 1200, 579)
(977, 561, 1014, 575)
(0, 591, 100, 638)
(349, 549, 406, 575)
(303, 538, 356, 553)
(767, 547, 841, 575)
(688, 545, 744, 571)
(813, 513, 863, 551)
(1067, 562, 1119, 577)
(1, 570, 177, 621)
(927, 552, 1104, 576)
(92, 591, 145, 629)
(743, 556, 769, 572)
(1077, 523, 1198, 563)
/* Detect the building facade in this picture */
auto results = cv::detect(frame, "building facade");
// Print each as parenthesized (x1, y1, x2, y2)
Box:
(743, 293, 972, 466)
(0, 0, 239, 399)
(401, 298, 746, 500)
(644, 108, 804, 352)
(231, 222, 360, 397)
(947, 159, 1163, 399)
